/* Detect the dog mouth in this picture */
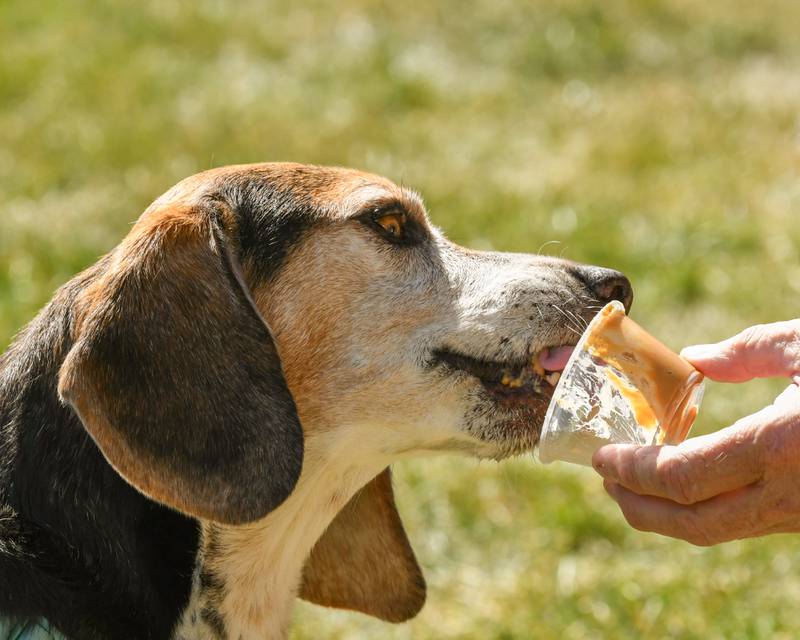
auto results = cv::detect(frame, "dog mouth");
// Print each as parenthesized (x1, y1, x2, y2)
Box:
(432, 345, 575, 404)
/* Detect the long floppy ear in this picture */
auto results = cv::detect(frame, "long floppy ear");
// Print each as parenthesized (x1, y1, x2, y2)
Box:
(58, 205, 303, 525)
(300, 468, 426, 622)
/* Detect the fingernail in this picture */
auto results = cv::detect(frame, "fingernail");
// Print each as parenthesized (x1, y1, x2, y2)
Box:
(680, 344, 717, 360)
(592, 446, 614, 475)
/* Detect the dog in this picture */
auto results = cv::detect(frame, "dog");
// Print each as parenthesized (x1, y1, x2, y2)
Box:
(0, 163, 632, 639)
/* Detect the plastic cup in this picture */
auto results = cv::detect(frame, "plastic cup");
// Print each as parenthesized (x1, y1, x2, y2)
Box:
(538, 300, 705, 466)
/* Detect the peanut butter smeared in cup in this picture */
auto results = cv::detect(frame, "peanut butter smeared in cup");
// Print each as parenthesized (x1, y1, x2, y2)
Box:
(538, 301, 705, 466)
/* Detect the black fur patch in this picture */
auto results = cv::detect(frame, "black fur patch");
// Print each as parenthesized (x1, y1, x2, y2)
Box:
(59, 205, 306, 525)
(0, 272, 200, 639)
(219, 171, 323, 283)
(0, 168, 335, 638)
(200, 606, 226, 639)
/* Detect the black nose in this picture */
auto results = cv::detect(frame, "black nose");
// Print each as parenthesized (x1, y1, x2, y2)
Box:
(575, 266, 634, 312)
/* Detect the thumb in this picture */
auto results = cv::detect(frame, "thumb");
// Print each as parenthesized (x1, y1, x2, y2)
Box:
(680, 320, 800, 382)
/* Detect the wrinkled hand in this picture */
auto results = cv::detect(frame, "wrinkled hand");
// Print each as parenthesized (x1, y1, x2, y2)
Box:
(593, 320, 800, 545)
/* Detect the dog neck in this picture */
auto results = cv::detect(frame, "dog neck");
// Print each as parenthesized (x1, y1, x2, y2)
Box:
(173, 430, 387, 640)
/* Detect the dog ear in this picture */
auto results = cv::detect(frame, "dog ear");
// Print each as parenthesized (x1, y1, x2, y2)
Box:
(300, 468, 426, 622)
(58, 205, 303, 525)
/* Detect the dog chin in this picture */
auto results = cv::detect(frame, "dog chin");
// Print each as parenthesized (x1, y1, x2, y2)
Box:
(427, 345, 569, 461)
(464, 399, 550, 462)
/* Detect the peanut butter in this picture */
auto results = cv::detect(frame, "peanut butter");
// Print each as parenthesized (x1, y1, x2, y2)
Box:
(539, 301, 706, 466)
(585, 303, 703, 443)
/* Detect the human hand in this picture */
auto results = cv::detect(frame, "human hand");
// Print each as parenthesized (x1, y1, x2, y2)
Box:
(592, 320, 800, 545)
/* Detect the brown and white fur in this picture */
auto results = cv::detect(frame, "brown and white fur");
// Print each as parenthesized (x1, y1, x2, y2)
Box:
(0, 163, 632, 639)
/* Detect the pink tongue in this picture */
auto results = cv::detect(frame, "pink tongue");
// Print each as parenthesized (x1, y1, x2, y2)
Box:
(539, 346, 575, 372)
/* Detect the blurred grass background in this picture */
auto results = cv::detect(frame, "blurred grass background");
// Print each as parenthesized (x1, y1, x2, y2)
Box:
(2, 0, 799, 638)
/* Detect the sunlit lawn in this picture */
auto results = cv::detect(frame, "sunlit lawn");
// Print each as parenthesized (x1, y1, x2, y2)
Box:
(2, 1, 800, 638)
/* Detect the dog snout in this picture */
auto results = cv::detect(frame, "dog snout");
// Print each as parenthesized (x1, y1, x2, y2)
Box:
(575, 266, 634, 313)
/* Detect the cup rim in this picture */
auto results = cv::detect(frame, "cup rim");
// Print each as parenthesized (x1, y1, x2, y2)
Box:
(659, 370, 705, 444)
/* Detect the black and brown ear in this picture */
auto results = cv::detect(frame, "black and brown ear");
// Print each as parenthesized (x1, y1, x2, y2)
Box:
(58, 205, 303, 525)
(300, 468, 426, 622)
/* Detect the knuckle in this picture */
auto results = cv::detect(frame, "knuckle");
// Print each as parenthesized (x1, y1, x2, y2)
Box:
(612, 490, 650, 532)
(759, 488, 797, 527)
(752, 419, 788, 473)
(742, 507, 766, 534)
(730, 324, 767, 368)
(747, 482, 800, 528)
(620, 505, 648, 532)
(676, 511, 716, 547)
(752, 422, 777, 460)
(658, 451, 698, 504)
(614, 447, 646, 490)
(735, 325, 765, 356)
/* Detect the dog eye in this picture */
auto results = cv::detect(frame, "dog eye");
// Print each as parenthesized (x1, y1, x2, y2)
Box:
(374, 212, 406, 239)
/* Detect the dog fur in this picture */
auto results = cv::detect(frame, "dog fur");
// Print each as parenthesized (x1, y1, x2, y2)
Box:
(0, 163, 632, 639)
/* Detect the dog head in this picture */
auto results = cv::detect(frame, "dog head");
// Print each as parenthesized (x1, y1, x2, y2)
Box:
(246, 164, 631, 462)
(57, 163, 631, 621)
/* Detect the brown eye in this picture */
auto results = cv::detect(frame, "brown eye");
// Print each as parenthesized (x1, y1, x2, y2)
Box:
(374, 212, 405, 238)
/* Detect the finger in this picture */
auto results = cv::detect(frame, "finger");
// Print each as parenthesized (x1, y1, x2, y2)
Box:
(592, 409, 784, 504)
(604, 481, 771, 545)
(774, 380, 800, 410)
(680, 320, 800, 382)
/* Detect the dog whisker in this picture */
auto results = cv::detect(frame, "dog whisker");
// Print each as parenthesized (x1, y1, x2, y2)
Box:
(565, 308, 589, 331)
(550, 303, 584, 338)
(561, 324, 583, 339)
(550, 298, 582, 326)
(536, 240, 562, 255)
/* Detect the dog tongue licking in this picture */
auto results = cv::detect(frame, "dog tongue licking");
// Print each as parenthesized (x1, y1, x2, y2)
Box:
(538, 346, 574, 373)
(536, 346, 575, 387)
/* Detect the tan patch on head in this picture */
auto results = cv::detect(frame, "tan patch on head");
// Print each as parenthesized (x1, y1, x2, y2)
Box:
(247, 163, 429, 233)
(259, 163, 399, 212)
(254, 224, 438, 439)
(240, 166, 435, 444)
(149, 161, 422, 223)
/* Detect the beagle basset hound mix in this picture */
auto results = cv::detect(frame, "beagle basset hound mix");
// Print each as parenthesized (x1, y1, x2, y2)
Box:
(0, 163, 632, 639)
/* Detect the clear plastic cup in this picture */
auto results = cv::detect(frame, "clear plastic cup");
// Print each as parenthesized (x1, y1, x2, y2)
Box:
(538, 301, 705, 466)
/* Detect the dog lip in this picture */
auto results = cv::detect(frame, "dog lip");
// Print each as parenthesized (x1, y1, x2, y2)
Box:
(431, 348, 552, 396)
(431, 348, 530, 380)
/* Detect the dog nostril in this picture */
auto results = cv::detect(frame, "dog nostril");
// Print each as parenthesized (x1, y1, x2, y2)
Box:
(608, 284, 628, 304)
(576, 266, 634, 313)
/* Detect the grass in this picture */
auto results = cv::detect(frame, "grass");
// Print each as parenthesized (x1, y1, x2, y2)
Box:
(2, 0, 800, 637)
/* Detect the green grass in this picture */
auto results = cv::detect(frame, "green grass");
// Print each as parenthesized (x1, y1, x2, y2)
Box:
(2, 1, 800, 638)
